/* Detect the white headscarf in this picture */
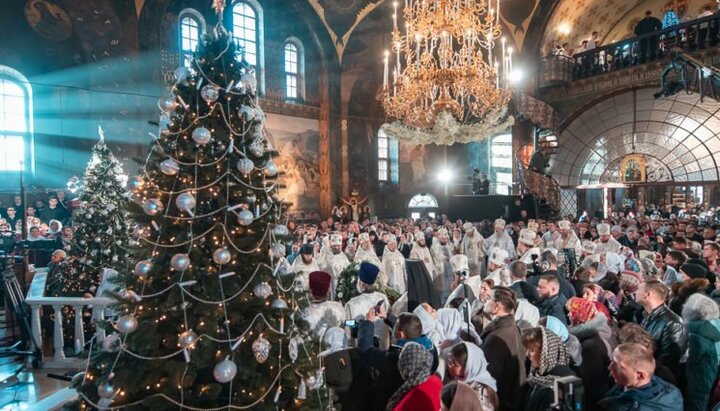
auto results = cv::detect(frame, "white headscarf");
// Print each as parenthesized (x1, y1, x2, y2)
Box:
(412, 304, 436, 335)
(461, 342, 497, 391)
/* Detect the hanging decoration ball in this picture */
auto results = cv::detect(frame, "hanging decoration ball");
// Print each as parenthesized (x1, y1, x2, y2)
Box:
(260, 202, 269, 211)
(170, 253, 191, 271)
(240, 72, 257, 93)
(236, 157, 254, 175)
(192, 127, 212, 146)
(178, 330, 198, 349)
(248, 139, 264, 157)
(237, 209, 254, 226)
(213, 357, 237, 383)
(158, 96, 178, 113)
(127, 176, 144, 191)
(176, 192, 196, 212)
(245, 193, 257, 204)
(264, 159, 278, 177)
(288, 337, 299, 363)
(253, 282, 272, 299)
(116, 314, 138, 334)
(252, 336, 271, 364)
(238, 105, 255, 122)
(97, 382, 116, 399)
(271, 297, 288, 310)
(134, 260, 153, 278)
(273, 224, 289, 236)
(118, 289, 141, 302)
(200, 84, 220, 103)
(212, 248, 232, 265)
(174, 66, 191, 85)
(160, 159, 180, 175)
(142, 199, 164, 216)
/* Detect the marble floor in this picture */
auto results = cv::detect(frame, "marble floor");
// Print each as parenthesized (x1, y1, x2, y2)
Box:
(0, 359, 73, 410)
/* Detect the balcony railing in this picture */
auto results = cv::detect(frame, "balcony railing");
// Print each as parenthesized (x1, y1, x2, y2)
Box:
(541, 13, 720, 85)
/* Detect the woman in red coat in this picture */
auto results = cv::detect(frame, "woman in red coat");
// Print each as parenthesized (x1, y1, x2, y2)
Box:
(386, 342, 442, 411)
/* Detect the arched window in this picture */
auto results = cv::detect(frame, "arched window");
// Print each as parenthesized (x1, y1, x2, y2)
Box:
(284, 38, 305, 100)
(490, 133, 512, 194)
(0, 67, 32, 173)
(408, 193, 439, 220)
(377, 128, 399, 184)
(232, 0, 264, 94)
(178, 10, 205, 68)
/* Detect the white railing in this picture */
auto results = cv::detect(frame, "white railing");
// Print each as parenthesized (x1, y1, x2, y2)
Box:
(25, 269, 113, 369)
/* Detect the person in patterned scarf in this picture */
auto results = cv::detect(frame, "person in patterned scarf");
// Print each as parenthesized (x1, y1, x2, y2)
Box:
(521, 327, 577, 411)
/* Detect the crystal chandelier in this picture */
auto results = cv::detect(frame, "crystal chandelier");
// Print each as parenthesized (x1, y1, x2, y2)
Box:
(380, 0, 514, 145)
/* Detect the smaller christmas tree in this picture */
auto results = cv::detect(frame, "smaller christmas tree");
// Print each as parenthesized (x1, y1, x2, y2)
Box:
(48, 127, 132, 298)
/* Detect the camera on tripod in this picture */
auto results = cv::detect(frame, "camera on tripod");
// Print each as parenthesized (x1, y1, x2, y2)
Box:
(551, 376, 584, 411)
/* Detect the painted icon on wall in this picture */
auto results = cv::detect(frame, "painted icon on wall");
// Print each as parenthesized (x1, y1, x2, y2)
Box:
(620, 154, 647, 183)
(24, 0, 72, 42)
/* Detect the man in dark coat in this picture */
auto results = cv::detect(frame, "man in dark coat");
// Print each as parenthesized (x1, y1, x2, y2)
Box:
(480, 287, 527, 411)
(536, 274, 569, 325)
(634, 10, 662, 63)
(636, 280, 687, 380)
(508, 261, 539, 305)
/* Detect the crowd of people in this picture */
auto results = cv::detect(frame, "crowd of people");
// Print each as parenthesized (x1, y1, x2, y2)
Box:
(0, 192, 74, 246)
(284, 209, 720, 411)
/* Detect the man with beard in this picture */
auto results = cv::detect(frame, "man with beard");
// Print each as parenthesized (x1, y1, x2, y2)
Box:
(461, 222, 485, 277)
(542, 221, 558, 247)
(552, 220, 582, 256)
(536, 274, 568, 325)
(382, 234, 406, 294)
(594, 223, 622, 254)
(345, 262, 390, 348)
(484, 219, 516, 259)
(516, 228, 541, 267)
(324, 233, 352, 297)
(290, 244, 320, 291)
(353, 232, 385, 285)
(486, 247, 511, 287)
(303, 271, 346, 337)
(410, 230, 436, 279)
(430, 228, 453, 276)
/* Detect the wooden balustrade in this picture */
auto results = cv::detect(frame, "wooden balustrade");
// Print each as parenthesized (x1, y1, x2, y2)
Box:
(25, 269, 113, 369)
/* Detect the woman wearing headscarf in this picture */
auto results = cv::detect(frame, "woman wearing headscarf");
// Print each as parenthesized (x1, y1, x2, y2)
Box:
(580, 282, 613, 320)
(540, 316, 582, 366)
(437, 308, 481, 349)
(441, 381, 485, 411)
(521, 327, 576, 411)
(386, 342, 442, 411)
(445, 342, 499, 411)
(682, 293, 720, 411)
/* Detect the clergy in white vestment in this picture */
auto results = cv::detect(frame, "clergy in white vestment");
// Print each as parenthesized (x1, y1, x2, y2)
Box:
(302, 271, 346, 337)
(323, 234, 351, 298)
(461, 222, 485, 277)
(430, 228, 453, 275)
(485, 247, 511, 287)
(551, 220, 582, 257)
(483, 218, 516, 259)
(345, 262, 390, 349)
(594, 223, 622, 254)
(289, 243, 320, 290)
(410, 231, 436, 278)
(353, 232, 386, 286)
(517, 228, 542, 266)
(382, 234, 406, 294)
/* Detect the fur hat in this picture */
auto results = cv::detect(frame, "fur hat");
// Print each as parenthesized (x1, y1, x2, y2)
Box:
(680, 263, 708, 280)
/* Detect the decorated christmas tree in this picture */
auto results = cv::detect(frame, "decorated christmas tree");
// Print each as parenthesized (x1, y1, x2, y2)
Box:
(48, 128, 132, 298)
(73, 10, 326, 411)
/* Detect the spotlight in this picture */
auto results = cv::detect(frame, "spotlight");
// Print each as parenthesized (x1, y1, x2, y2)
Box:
(438, 169, 453, 183)
(509, 69, 524, 84)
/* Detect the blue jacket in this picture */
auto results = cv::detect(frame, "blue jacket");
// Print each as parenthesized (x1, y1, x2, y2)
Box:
(686, 318, 720, 411)
(596, 376, 683, 411)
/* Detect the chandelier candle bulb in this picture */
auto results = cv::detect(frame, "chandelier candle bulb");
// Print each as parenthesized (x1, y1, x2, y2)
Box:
(508, 46, 513, 74)
(383, 51, 389, 88)
(496, 0, 500, 24)
(393, 2, 398, 29)
(501, 37, 506, 79)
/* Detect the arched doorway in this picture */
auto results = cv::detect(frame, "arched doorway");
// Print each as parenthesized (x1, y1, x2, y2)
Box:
(408, 192, 439, 220)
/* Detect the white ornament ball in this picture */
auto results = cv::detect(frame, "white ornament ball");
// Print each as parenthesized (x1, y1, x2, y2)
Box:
(158, 96, 178, 113)
(160, 159, 180, 175)
(103, 333, 121, 352)
(236, 158, 254, 175)
(174, 67, 190, 85)
(264, 160, 278, 177)
(178, 330, 198, 349)
(212, 248, 232, 265)
(248, 139, 264, 157)
(252, 336, 271, 364)
(134, 260, 153, 277)
(271, 297, 288, 310)
(116, 314, 138, 334)
(97, 382, 116, 399)
(213, 357, 237, 383)
(240, 72, 257, 93)
(273, 224, 289, 236)
(175, 192, 196, 212)
(237, 209, 254, 226)
(142, 199, 164, 216)
(94, 237, 101, 243)
(245, 193, 257, 204)
(238, 105, 255, 122)
(253, 282, 272, 299)
(170, 253, 190, 271)
(127, 176, 144, 191)
(192, 127, 212, 146)
(200, 84, 220, 103)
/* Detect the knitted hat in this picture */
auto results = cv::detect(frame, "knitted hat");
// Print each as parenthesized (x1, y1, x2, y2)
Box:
(680, 263, 708, 280)
(358, 262, 380, 284)
(308, 271, 332, 297)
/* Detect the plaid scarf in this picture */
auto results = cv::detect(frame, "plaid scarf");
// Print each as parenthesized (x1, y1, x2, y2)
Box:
(385, 342, 434, 410)
(527, 327, 570, 388)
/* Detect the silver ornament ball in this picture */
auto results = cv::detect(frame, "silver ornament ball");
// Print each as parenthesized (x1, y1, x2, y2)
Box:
(273, 224, 289, 236)
(142, 199, 164, 216)
(271, 297, 288, 309)
(245, 193, 257, 204)
(237, 209, 254, 226)
(160, 159, 180, 175)
(97, 382, 116, 399)
(248, 140, 264, 157)
(116, 314, 138, 334)
(238, 105, 255, 122)
(240, 73, 257, 93)
(174, 67, 190, 85)
(264, 160, 278, 177)
(253, 282, 272, 299)
(236, 158, 254, 175)
(252, 337, 271, 364)
(178, 330, 198, 349)
(213, 357, 237, 383)
(170, 253, 190, 271)
(127, 176, 144, 191)
(158, 96, 178, 113)
(134, 260, 153, 277)
(212, 248, 232, 265)
(200, 84, 220, 103)
(192, 127, 212, 146)
(175, 192, 196, 212)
